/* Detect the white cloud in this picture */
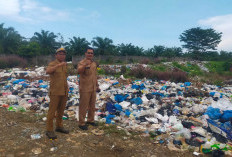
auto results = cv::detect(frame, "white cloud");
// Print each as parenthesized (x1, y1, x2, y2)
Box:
(0, 0, 32, 22)
(21, 0, 37, 11)
(0, 0, 20, 16)
(0, 0, 70, 23)
(41, 7, 52, 13)
(199, 14, 232, 51)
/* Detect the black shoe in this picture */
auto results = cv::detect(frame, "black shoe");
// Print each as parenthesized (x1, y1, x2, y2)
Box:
(79, 125, 88, 130)
(86, 122, 98, 126)
(46, 131, 57, 140)
(55, 127, 69, 134)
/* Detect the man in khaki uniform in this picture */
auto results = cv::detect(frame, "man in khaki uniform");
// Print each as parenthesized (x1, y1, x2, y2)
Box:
(46, 48, 69, 139)
(78, 47, 100, 130)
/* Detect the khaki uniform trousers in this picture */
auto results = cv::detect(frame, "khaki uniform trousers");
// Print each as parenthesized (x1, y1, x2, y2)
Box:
(79, 91, 96, 126)
(46, 95, 68, 131)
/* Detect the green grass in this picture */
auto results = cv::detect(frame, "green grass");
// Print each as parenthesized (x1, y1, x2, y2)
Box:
(97, 68, 105, 75)
(98, 61, 232, 86)
(172, 62, 203, 76)
(98, 123, 128, 137)
(172, 62, 189, 72)
(98, 122, 140, 139)
(151, 64, 167, 72)
(205, 61, 232, 74)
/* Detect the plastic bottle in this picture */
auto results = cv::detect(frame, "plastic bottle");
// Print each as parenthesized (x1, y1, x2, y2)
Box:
(62, 116, 68, 120)
(8, 106, 16, 112)
(16, 106, 26, 112)
(31, 134, 41, 139)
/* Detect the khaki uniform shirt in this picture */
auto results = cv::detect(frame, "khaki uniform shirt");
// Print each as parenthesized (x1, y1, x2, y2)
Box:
(47, 59, 68, 96)
(78, 59, 98, 92)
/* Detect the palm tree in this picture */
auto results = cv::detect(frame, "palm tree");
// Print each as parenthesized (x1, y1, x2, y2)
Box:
(31, 30, 58, 55)
(118, 43, 144, 56)
(65, 37, 90, 56)
(91, 36, 115, 55)
(0, 23, 22, 54)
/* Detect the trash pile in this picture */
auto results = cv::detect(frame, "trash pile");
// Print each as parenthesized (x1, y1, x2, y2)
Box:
(1, 67, 232, 156)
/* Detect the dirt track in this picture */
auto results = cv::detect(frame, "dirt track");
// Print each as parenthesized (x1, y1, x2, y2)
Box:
(0, 107, 200, 157)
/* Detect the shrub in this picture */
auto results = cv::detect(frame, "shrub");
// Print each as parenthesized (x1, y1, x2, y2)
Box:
(129, 65, 154, 79)
(152, 70, 188, 82)
(172, 62, 189, 72)
(139, 58, 150, 64)
(0, 55, 27, 69)
(120, 65, 127, 74)
(152, 65, 167, 72)
(128, 58, 135, 63)
(172, 62, 203, 76)
(128, 64, 188, 82)
(153, 58, 162, 64)
(171, 71, 188, 82)
(213, 80, 224, 86)
(153, 71, 171, 81)
(97, 67, 105, 75)
(115, 59, 123, 64)
(222, 61, 232, 71)
(105, 57, 114, 64)
(205, 61, 231, 73)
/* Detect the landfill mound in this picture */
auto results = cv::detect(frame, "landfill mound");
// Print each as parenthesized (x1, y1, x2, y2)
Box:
(1, 67, 232, 156)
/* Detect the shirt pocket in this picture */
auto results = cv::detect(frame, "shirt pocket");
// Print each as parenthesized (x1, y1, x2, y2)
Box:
(84, 67, 92, 76)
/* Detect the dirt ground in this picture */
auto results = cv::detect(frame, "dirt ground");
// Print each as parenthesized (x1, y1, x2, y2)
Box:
(0, 107, 204, 157)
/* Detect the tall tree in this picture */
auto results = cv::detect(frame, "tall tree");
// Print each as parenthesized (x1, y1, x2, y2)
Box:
(17, 41, 41, 58)
(0, 23, 22, 54)
(179, 27, 222, 60)
(65, 37, 90, 56)
(162, 47, 182, 58)
(91, 37, 115, 55)
(145, 45, 165, 57)
(219, 51, 232, 61)
(118, 43, 144, 56)
(31, 30, 59, 55)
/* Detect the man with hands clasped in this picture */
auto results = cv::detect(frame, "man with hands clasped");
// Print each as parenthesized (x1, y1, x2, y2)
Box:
(77, 47, 100, 130)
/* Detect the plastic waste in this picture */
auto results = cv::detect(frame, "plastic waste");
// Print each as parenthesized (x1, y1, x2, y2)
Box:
(205, 107, 222, 120)
(31, 134, 41, 139)
(50, 147, 57, 151)
(175, 128, 191, 139)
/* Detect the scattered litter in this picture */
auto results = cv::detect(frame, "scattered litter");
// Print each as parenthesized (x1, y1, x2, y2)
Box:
(31, 148, 42, 154)
(50, 147, 58, 152)
(1, 66, 232, 155)
(31, 134, 41, 140)
(91, 129, 104, 136)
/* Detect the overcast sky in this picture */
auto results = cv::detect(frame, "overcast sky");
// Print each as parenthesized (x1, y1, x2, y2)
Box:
(0, 0, 232, 51)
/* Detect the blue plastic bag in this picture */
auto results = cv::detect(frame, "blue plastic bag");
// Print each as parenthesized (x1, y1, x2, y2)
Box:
(38, 80, 43, 83)
(184, 82, 191, 86)
(130, 97, 142, 105)
(221, 110, 232, 122)
(132, 84, 145, 90)
(39, 85, 48, 88)
(205, 107, 222, 120)
(112, 82, 119, 86)
(207, 119, 232, 140)
(152, 92, 165, 97)
(114, 104, 122, 111)
(13, 79, 25, 84)
(22, 83, 29, 88)
(106, 102, 116, 113)
(125, 109, 131, 117)
(114, 94, 129, 103)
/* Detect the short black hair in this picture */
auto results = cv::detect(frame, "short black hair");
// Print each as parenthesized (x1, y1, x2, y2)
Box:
(86, 47, 94, 52)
